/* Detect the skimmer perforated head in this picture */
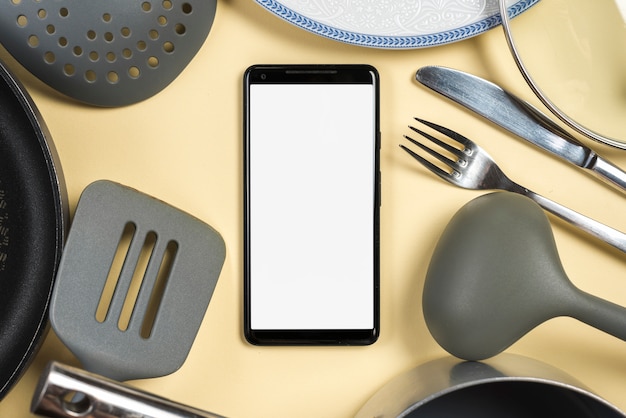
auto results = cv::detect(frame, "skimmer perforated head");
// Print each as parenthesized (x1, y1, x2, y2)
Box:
(0, 0, 216, 106)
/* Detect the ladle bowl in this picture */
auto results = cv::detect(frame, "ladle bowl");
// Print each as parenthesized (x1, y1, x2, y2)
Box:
(423, 192, 626, 361)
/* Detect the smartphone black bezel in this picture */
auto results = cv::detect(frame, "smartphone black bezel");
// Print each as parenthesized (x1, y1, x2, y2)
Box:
(243, 64, 381, 346)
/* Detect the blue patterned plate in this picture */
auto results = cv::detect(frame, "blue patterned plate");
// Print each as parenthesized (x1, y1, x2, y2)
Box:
(254, 0, 539, 49)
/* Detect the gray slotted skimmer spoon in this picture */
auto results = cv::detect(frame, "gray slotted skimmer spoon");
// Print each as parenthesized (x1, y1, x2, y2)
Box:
(0, 0, 216, 107)
(49, 180, 226, 382)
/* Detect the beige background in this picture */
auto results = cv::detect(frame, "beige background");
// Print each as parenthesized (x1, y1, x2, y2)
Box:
(3, 0, 626, 416)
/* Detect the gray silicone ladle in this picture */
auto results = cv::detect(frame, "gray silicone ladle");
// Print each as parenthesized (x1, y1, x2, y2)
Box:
(423, 191, 626, 361)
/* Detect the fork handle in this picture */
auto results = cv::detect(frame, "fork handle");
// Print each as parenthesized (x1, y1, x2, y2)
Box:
(519, 188, 626, 253)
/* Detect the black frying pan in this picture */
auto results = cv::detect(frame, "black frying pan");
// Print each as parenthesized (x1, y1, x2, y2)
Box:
(0, 59, 67, 399)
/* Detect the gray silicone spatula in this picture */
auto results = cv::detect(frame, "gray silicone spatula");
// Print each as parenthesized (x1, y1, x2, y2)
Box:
(49, 180, 226, 381)
(423, 192, 626, 361)
(0, 0, 216, 106)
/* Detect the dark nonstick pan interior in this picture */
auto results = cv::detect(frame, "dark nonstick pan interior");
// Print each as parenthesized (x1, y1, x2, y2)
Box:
(0, 59, 67, 399)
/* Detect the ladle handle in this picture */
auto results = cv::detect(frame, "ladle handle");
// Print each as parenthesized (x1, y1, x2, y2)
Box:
(573, 291, 626, 341)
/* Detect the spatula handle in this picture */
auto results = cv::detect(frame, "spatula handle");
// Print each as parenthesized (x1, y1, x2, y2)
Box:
(32, 362, 226, 418)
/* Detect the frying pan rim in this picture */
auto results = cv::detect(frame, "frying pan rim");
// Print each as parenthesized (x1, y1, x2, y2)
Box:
(0, 58, 68, 399)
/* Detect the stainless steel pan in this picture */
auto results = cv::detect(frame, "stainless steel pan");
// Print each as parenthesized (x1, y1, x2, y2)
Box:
(356, 354, 625, 417)
(0, 57, 67, 399)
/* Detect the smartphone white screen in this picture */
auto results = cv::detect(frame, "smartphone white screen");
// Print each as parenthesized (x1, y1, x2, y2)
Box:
(249, 82, 376, 331)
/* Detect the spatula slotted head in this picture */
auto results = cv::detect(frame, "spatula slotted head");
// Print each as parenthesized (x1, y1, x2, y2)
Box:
(50, 180, 226, 382)
(0, 0, 216, 106)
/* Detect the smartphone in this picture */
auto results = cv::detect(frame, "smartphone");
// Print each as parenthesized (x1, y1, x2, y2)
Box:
(243, 64, 380, 345)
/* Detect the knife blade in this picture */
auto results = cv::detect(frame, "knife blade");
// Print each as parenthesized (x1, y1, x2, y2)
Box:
(415, 65, 626, 194)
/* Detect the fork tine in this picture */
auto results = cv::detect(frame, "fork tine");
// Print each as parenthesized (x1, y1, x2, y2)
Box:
(402, 133, 454, 169)
(399, 143, 453, 181)
(414, 117, 472, 148)
(407, 125, 465, 159)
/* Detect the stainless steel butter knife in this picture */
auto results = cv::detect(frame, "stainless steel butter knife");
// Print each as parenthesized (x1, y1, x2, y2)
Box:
(416, 65, 626, 194)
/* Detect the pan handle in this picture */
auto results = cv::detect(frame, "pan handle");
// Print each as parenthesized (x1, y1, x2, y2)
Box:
(31, 362, 226, 418)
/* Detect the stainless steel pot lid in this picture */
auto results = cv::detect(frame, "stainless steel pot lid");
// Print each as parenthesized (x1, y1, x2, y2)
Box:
(499, 0, 626, 149)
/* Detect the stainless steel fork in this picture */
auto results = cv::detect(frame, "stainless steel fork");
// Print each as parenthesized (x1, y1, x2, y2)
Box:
(401, 118, 626, 254)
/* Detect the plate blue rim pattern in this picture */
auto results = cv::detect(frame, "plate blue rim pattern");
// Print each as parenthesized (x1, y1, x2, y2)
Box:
(254, 0, 540, 49)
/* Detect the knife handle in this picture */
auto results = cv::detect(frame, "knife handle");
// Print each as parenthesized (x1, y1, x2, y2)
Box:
(591, 157, 626, 193)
